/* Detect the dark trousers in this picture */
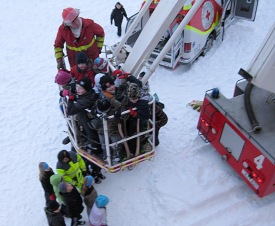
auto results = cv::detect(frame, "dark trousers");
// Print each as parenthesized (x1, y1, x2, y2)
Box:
(79, 112, 102, 153)
(116, 24, 122, 36)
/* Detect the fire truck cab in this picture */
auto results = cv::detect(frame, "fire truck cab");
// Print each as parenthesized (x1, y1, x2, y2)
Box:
(197, 23, 275, 197)
(125, 0, 259, 69)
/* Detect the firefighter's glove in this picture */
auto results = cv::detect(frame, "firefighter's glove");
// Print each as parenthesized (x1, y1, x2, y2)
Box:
(57, 59, 65, 70)
(129, 108, 138, 117)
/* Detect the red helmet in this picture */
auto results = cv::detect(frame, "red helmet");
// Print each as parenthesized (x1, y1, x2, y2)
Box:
(62, 8, 79, 24)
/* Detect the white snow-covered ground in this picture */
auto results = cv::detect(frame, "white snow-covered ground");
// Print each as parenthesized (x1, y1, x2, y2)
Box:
(1, 0, 275, 225)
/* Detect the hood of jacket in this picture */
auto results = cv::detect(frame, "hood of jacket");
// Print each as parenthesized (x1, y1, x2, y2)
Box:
(50, 174, 62, 187)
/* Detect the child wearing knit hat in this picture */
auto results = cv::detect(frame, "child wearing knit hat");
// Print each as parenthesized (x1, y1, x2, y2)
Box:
(81, 176, 98, 216)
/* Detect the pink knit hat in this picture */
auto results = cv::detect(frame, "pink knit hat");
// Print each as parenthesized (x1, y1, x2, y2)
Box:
(55, 70, 72, 85)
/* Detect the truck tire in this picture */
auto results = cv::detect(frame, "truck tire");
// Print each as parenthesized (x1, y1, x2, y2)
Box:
(201, 34, 214, 56)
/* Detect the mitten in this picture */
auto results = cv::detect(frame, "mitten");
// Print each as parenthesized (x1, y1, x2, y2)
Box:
(129, 108, 138, 117)
(49, 194, 56, 201)
(61, 89, 70, 97)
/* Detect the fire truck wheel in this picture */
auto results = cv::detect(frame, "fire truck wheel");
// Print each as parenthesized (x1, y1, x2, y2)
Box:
(202, 34, 214, 57)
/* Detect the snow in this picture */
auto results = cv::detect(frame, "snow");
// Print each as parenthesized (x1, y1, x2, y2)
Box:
(1, 0, 275, 225)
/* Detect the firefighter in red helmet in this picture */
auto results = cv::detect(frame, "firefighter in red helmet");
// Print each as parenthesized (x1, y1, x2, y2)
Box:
(54, 7, 105, 69)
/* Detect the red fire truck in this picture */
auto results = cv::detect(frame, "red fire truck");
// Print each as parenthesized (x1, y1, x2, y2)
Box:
(197, 23, 275, 197)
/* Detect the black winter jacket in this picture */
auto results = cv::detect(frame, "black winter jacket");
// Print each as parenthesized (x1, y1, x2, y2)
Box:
(44, 207, 66, 226)
(60, 186, 84, 217)
(40, 170, 55, 195)
(67, 89, 97, 116)
(127, 99, 150, 120)
(110, 7, 128, 26)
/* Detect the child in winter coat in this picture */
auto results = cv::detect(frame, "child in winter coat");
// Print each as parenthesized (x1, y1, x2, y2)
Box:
(93, 58, 109, 75)
(44, 200, 66, 226)
(66, 77, 102, 153)
(58, 182, 85, 226)
(110, 2, 129, 36)
(50, 174, 68, 216)
(55, 70, 77, 95)
(125, 83, 151, 155)
(81, 176, 98, 216)
(71, 52, 95, 85)
(39, 162, 56, 206)
(91, 98, 124, 163)
(89, 195, 109, 226)
(99, 75, 123, 109)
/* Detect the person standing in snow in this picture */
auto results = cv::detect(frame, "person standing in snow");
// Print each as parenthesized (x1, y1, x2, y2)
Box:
(44, 200, 66, 226)
(50, 174, 68, 216)
(89, 195, 109, 226)
(39, 162, 56, 206)
(110, 2, 129, 37)
(56, 150, 87, 191)
(81, 176, 98, 216)
(54, 7, 105, 69)
(58, 182, 85, 226)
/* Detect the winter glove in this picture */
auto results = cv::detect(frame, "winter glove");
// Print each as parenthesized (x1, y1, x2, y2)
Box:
(129, 108, 138, 117)
(118, 73, 130, 79)
(98, 48, 102, 54)
(114, 109, 121, 118)
(60, 89, 71, 97)
(111, 20, 113, 25)
(68, 95, 75, 101)
(49, 194, 56, 201)
(112, 69, 123, 78)
(57, 59, 65, 70)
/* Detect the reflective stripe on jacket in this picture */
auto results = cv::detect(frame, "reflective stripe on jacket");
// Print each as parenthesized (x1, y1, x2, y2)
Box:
(56, 151, 86, 190)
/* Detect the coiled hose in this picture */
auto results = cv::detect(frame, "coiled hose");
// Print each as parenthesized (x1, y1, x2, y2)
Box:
(244, 82, 262, 133)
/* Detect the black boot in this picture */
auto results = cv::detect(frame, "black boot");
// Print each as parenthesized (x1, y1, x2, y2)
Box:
(98, 172, 106, 180)
(94, 177, 101, 184)
(62, 136, 71, 145)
